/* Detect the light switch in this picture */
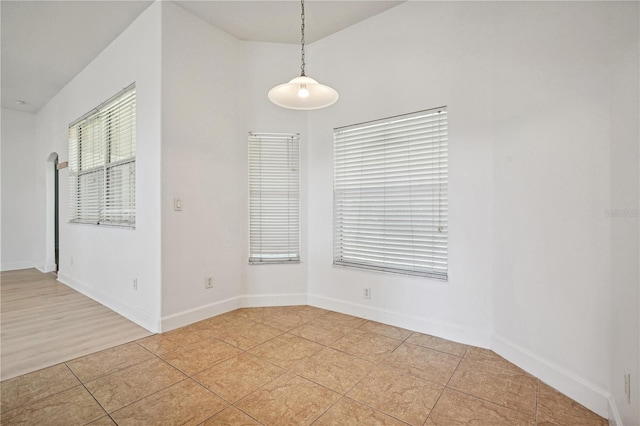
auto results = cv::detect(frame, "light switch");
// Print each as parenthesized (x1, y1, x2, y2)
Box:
(174, 198, 183, 211)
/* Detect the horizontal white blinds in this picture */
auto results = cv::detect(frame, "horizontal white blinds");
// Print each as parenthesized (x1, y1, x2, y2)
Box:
(69, 85, 136, 227)
(249, 133, 300, 264)
(333, 108, 448, 279)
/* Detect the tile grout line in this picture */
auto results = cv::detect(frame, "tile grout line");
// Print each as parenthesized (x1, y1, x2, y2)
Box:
(3, 305, 607, 425)
(309, 393, 415, 426)
(108, 376, 196, 421)
(421, 347, 466, 426)
(206, 312, 352, 425)
(442, 349, 540, 421)
(63, 340, 157, 384)
(535, 378, 540, 425)
(210, 313, 329, 424)
(0, 363, 82, 416)
(291, 323, 416, 425)
(198, 313, 425, 424)
(180, 319, 288, 425)
(442, 385, 538, 420)
(177, 334, 252, 424)
(76, 347, 203, 423)
(63, 362, 116, 425)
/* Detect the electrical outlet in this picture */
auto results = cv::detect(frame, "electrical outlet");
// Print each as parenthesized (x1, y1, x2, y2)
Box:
(205, 277, 213, 289)
(363, 288, 371, 299)
(133, 278, 138, 291)
(625, 372, 631, 404)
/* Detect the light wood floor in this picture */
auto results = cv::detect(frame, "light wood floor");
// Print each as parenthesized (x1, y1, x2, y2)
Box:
(0, 269, 151, 381)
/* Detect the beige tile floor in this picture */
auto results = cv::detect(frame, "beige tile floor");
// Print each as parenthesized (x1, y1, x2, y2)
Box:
(0, 306, 608, 425)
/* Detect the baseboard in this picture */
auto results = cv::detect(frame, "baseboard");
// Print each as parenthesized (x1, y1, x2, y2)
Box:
(161, 296, 241, 332)
(492, 333, 610, 419)
(57, 273, 160, 333)
(607, 394, 623, 426)
(160, 292, 308, 332)
(1, 261, 37, 271)
(38, 263, 57, 273)
(307, 293, 492, 349)
(15, 271, 622, 422)
(240, 293, 308, 308)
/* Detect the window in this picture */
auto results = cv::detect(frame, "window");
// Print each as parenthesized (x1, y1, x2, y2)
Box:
(333, 107, 448, 279)
(249, 133, 300, 264)
(69, 84, 136, 227)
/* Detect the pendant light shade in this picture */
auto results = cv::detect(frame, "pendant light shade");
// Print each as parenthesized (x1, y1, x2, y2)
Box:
(268, 0, 338, 110)
(268, 76, 339, 110)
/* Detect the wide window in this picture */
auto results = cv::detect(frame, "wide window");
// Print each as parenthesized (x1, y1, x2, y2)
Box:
(333, 107, 448, 279)
(249, 133, 300, 264)
(69, 84, 136, 227)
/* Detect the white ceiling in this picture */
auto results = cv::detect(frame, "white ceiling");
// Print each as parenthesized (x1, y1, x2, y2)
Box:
(1, 1, 155, 114)
(1, 0, 402, 114)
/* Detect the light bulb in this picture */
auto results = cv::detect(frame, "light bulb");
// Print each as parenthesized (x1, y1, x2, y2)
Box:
(298, 85, 309, 98)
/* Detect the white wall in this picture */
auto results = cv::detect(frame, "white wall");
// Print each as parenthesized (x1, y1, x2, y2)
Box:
(159, 4, 310, 330)
(1, 109, 38, 270)
(242, 41, 308, 306)
(305, 1, 638, 419)
(160, 2, 246, 330)
(608, 3, 640, 425)
(307, 1, 495, 348)
(34, 2, 162, 331)
(13, 2, 638, 421)
(491, 1, 614, 415)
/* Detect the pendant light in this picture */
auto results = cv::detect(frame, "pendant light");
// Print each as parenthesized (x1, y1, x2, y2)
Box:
(268, 0, 339, 110)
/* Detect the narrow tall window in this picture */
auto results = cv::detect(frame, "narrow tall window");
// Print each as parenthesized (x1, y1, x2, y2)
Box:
(333, 107, 448, 279)
(249, 133, 300, 264)
(69, 85, 136, 227)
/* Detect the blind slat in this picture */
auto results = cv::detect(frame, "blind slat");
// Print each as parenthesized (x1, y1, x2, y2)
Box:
(249, 133, 300, 264)
(69, 86, 136, 227)
(334, 108, 448, 280)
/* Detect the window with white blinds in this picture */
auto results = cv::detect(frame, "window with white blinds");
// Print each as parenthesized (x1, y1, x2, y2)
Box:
(333, 107, 448, 280)
(69, 84, 136, 227)
(249, 133, 300, 264)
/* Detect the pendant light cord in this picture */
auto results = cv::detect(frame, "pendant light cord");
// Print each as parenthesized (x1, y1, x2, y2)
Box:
(300, 0, 306, 76)
(267, 0, 338, 109)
